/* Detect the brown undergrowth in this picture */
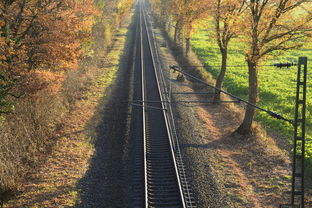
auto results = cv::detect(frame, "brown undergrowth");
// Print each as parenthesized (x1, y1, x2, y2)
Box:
(3, 11, 134, 208)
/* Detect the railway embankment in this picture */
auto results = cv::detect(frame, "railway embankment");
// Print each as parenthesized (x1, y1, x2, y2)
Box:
(148, 10, 312, 208)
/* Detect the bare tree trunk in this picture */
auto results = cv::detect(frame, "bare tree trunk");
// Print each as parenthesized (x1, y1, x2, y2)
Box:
(174, 20, 181, 44)
(235, 60, 258, 134)
(167, 18, 172, 34)
(213, 47, 227, 102)
(174, 24, 178, 43)
(185, 37, 190, 57)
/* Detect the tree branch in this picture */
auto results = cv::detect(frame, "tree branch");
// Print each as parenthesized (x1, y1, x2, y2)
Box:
(260, 34, 306, 56)
(283, 0, 310, 13)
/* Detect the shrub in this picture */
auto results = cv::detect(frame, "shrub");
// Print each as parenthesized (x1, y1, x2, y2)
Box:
(0, 90, 65, 203)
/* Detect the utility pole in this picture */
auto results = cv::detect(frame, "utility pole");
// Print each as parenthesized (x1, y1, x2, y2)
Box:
(281, 57, 308, 208)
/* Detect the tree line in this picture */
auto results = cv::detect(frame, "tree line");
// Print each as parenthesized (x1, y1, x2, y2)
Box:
(0, 0, 134, 203)
(150, 0, 312, 135)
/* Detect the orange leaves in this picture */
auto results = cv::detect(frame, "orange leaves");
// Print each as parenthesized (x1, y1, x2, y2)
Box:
(0, 37, 6, 62)
(24, 70, 64, 100)
(0, 0, 100, 73)
(0, 0, 101, 107)
(23, 0, 99, 71)
(0, 0, 99, 71)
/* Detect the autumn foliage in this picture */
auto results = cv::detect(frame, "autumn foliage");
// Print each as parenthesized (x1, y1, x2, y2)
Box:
(0, 0, 99, 110)
(150, 0, 312, 134)
(0, 0, 134, 203)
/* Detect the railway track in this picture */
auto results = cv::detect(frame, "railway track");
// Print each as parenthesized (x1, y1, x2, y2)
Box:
(130, 1, 195, 207)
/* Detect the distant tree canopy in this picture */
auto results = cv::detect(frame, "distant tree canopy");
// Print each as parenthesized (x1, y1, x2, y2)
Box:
(0, 0, 134, 114)
(0, 0, 99, 112)
(168, 0, 209, 55)
(149, 0, 312, 135)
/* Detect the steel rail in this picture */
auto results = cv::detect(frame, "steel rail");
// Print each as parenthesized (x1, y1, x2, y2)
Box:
(130, 4, 145, 206)
(142, 6, 185, 207)
(144, 6, 192, 204)
(139, 4, 148, 207)
(149, 20, 196, 208)
(139, 2, 187, 207)
(145, 5, 194, 207)
(142, 9, 186, 207)
(142, 4, 195, 208)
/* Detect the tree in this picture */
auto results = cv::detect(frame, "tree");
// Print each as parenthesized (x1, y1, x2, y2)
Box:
(0, 0, 99, 113)
(94, 0, 134, 55)
(212, 0, 246, 102)
(150, 0, 170, 29)
(236, 0, 312, 135)
(168, 0, 209, 56)
(182, 0, 209, 56)
(168, 0, 185, 44)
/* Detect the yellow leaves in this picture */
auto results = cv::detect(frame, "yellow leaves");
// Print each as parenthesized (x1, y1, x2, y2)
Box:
(0, 37, 6, 62)
(25, 70, 65, 100)
(238, 0, 312, 61)
(117, 0, 135, 15)
(167, 0, 210, 36)
(0, 0, 101, 75)
(0, 55, 6, 62)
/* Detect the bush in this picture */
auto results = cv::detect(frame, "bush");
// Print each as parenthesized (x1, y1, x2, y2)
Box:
(62, 58, 96, 108)
(0, 90, 65, 203)
(176, 73, 185, 82)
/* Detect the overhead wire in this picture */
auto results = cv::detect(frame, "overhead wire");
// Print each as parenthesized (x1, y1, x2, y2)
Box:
(169, 65, 294, 125)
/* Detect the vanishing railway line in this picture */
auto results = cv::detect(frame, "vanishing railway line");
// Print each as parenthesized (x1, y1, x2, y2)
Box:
(130, 1, 195, 207)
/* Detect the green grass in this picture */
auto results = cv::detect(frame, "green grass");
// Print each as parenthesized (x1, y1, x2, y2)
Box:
(191, 27, 312, 162)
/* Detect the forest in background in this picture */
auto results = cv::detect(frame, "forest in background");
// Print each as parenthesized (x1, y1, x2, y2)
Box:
(0, 0, 133, 202)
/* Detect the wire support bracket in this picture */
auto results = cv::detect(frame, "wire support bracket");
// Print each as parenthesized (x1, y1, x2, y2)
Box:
(170, 92, 216, 95)
(131, 103, 167, 111)
(171, 100, 240, 104)
(133, 99, 240, 104)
